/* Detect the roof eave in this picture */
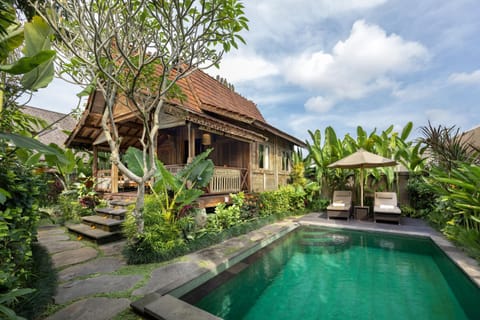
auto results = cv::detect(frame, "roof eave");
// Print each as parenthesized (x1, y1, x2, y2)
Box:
(252, 120, 306, 148)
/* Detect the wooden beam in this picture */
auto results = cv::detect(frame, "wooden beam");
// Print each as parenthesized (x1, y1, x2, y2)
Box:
(92, 146, 98, 178)
(111, 162, 118, 193)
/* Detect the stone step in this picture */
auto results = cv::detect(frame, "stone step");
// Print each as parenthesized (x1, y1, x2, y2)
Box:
(67, 224, 123, 244)
(109, 200, 135, 208)
(82, 215, 123, 232)
(95, 207, 127, 220)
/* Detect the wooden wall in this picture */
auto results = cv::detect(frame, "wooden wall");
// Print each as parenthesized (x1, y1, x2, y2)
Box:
(155, 124, 294, 193)
(250, 133, 294, 192)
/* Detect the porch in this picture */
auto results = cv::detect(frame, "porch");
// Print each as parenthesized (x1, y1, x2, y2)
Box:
(96, 165, 248, 205)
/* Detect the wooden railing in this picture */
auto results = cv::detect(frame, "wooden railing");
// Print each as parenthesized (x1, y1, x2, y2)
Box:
(209, 167, 242, 194)
(96, 165, 246, 194)
(166, 165, 246, 194)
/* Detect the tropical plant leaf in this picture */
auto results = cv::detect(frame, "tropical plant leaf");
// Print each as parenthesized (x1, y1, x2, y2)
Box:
(21, 16, 55, 90)
(124, 147, 147, 177)
(0, 133, 62, 156)
(0, 24, 23, 61)
(0, 50, 55, 74)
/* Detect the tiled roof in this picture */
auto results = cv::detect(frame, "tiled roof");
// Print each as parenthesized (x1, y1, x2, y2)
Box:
(67, 67, 305, 148)
(159, 67, 265, 123)
(185, 69, 265, 123)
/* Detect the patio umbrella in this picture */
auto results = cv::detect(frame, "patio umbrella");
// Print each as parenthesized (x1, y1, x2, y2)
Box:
(327, 149, 397, 207)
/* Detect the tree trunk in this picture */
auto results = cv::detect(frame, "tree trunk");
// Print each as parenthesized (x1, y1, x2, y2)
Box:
(133, 181, 145, 234)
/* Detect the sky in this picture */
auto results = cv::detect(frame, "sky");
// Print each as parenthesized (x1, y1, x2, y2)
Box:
(27, 0, 480, 143)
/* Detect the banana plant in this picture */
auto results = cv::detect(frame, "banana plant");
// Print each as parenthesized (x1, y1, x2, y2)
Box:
(124, 147, 214, 222)
(306, 127, 351, 196)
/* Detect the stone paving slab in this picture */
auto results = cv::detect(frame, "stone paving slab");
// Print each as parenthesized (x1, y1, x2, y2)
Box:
(58, 257, 126, 282)
(133, 262, 201, 297)
(98, 240, 127, 256)
(37, 234, 71, 242)
(46, 297, 130, 320)
(38, 227, 68, 236)
(52, 247, 98, 268)
(55, 274, 143, 304)
(41, 240, 84, 254)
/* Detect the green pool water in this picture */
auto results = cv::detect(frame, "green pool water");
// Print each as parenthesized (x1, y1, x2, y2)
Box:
(193, 227, 480, 320)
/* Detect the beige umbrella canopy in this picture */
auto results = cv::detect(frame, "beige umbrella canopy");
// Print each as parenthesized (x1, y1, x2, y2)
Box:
(327, 149, 397, 206)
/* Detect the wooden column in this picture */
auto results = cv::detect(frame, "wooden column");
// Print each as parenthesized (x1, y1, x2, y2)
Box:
(187, 122, 195, 163)
(92, 146, 98, 179)
(111, 162, 119, 193)
(273, 136, 278, 189)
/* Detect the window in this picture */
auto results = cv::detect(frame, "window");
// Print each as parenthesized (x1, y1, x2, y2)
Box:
(281, 151, 291, 171)
(258, 144, 269, 169)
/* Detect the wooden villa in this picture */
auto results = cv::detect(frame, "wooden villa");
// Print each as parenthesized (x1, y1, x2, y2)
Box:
(65, 69, 306, 205)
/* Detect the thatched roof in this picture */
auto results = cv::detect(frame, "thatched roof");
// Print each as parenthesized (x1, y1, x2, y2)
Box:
(22, 106, 77, 148)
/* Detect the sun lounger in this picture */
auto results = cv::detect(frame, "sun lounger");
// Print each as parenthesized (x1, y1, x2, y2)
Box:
(373, 192, 401, 224)
(327, 191, 352, 220)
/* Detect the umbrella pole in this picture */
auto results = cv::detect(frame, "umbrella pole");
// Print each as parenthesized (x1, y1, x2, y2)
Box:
(360, 168, 364, 207)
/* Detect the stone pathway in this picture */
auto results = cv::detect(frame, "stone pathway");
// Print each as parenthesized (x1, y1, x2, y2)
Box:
(37, 226, 131, 320)
(37, 215, 480, 320)
(36, 221, 298, 320)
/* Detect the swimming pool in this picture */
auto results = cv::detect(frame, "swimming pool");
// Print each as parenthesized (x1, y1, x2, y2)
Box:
(185, 226, 480, 320)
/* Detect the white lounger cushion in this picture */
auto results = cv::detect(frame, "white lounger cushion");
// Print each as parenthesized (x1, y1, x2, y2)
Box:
(379, 204, 394, 209)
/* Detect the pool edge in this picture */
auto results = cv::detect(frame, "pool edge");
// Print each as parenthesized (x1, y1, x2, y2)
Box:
(131, 219, 300, 319)
(298, 214, 480, 289)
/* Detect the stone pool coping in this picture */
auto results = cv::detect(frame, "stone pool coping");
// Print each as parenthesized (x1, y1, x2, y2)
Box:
(131, 219, 300, 319)
(299, 212, 480, 288)
(132, 213, 480, 319)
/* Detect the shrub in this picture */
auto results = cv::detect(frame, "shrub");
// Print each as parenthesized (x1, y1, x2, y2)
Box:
(124, 195, 188, 264)
(15, 244, 57, 319)
(259, 185, 305, 217)
(0, 157, 42, 292)
(407, 173, 437, 212)
(214, 192, 244, 230)
(308, 197, 330, 212)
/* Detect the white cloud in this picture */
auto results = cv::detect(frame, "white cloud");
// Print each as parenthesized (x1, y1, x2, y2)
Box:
(283, 20, 429, 111)
(207, 49, 280, 83)
(448, 69, 480, 85)
(304, 96, 335, 113)
(246, 0, 387, 43)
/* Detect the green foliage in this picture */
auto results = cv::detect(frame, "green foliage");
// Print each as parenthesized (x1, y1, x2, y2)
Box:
(308, 197, 330, 212)
(442, 227, 480, 261)
(123, 195, 188, 264)
(406, 173, 437, 212)
(0, 288, 34, 320)
(213, 193, 244, 230)
(0, 156, 41, 292)
(306, 123, 418, 199)
(259, 185, 306, 217)
(0, 13, 55, 89)
(150, 148, 214, 222)
(54, 192, 95, 224)
(14, 244, 57, 320)
(419, 122, 476, 171)
(124, 184, 310, 265)
(427, 163, 480, 232)
(417, 123, 480, 261)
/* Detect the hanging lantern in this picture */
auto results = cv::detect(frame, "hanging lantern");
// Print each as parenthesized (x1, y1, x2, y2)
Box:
(202, 133, 212, 145)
